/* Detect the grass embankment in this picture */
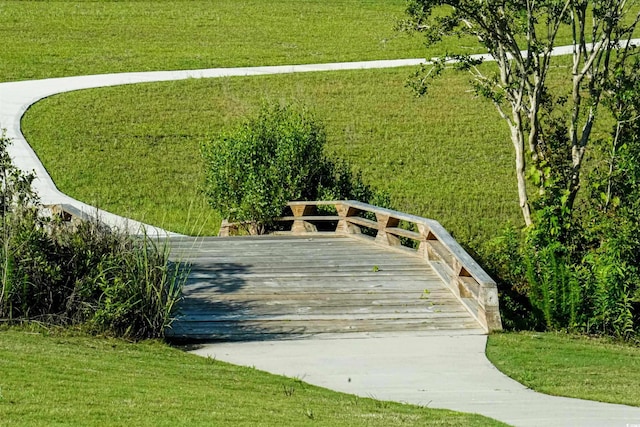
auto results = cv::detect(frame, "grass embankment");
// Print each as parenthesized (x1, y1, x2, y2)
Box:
(0, 0, 434, 82)
(22, 67, 519, 240)
(486, 332, 640, 407)
(0, 328, 507, 426)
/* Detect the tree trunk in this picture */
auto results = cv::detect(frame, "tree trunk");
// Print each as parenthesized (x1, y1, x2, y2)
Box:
(510, 115, 533, 227)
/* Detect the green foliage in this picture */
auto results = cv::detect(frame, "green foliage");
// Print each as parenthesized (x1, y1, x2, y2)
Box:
(575, 57, 640, 338)
(497, 57, 640, 339)
(0, 132, 185, 339)
(403, 0, 640, 338)
(201, 103, 324, 230)
(524, 236, 581, 331)
(0, 130, 42, 319)
(479, 226, 542, 331)
(202, 103, 387, 232)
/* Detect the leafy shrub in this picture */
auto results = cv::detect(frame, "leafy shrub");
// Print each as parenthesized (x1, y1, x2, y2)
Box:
(492, 59, 640, 339)
(0, 131, 185, 339)
(477, 226, 541, 331)
(201, 103, 388, 233)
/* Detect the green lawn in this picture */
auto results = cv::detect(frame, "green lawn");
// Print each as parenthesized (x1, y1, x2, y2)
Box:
(4, 0, 628, 83)
(486, 332, 640, 407)
(0, 327, 507, 426)
(22, 67, 520, 241)
(0, 0, 436, 82)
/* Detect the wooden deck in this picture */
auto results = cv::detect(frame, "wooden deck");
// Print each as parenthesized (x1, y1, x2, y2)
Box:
(165, 234, 486, 341)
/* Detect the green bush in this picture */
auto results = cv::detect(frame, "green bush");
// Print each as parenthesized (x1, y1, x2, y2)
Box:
(201, 103, 387, 233)
(486, 59, 640, 339)
(478, 226, 542, 331)
(0, 131, 186, 339)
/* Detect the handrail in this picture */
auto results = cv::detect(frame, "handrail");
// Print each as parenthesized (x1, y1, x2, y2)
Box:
(219, 200, 502, 332)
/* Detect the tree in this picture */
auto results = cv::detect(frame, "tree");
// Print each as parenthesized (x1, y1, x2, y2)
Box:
(401, 0, 640, 227)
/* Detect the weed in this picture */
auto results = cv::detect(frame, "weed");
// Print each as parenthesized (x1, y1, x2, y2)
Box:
(0, 132, 186, 339)
(304, 408, 315, 420)
(282, 384, 295, 397)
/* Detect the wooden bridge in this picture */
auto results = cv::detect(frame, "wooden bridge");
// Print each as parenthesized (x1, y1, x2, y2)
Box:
(165, 201, 502, 341)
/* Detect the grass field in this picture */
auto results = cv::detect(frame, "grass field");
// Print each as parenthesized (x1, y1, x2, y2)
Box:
(22, 66, 519, 241)
(7, 0, 627, 242)
(0, 0, 437, 82)
(3, 0, 623, 83)
(486, 332, 640, 407)
(0, 327, 507, 426)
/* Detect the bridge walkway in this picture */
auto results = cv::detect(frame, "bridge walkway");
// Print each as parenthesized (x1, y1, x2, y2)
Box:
(166, 234, 486, 341)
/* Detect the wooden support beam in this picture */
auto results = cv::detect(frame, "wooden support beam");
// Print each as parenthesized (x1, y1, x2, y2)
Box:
(375, 213, 400, 247)
(336, 203, 363, 234)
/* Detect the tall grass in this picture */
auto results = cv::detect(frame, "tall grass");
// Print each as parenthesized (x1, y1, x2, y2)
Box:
(0, 132, 186, 339)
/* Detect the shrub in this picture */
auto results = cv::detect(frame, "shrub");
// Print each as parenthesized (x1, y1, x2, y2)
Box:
(478, 226, 542, 331)
(201, 103, 388, 233)
(0, 131, 186, 339)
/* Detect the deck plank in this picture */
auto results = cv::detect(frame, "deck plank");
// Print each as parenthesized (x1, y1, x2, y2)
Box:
(166, 235, 483, 341)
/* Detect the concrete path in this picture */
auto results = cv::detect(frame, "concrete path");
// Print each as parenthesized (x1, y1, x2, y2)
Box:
(2, 41, 640, 426)
(192, 333, 640, 427)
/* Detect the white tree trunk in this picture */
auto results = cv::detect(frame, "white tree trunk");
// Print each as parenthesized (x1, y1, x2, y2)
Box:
(510, 114, 532, 227)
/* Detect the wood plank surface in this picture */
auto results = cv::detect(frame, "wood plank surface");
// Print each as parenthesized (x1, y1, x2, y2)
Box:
(166, 235, 483, 341)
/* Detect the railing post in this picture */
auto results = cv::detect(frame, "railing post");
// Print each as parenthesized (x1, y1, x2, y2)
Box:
(335, 202, 361, 234)
(218, 219, 231, 237)
(374, 213, 400, 247)
(479, 285, 502, 331)
(290, 203, 317, 234)
(416, 224, 430, 257)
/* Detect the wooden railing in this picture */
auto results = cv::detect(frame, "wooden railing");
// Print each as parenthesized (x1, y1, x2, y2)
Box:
(44, 204, 95, 225)
(219, 200, 503, 332)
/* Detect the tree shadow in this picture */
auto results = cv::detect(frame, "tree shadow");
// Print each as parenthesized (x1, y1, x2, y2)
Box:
(165, 260, 314, 344)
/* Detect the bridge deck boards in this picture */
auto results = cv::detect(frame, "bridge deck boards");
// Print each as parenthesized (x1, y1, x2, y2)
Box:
(166, 235, 483, 341)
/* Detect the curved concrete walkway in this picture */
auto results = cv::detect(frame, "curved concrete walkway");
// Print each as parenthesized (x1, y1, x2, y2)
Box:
(1, 43, 639, 426)
(192, 333, 640, 427)
(0, 59, 424, 237)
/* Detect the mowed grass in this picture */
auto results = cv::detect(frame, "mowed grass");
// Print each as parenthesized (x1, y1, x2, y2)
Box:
(486, 332, 640, 407)
(22, 67, 520, 240)
(0, 0, 437, 82)
(0, 328, 507, 426)
(6, 1, 632, 83)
